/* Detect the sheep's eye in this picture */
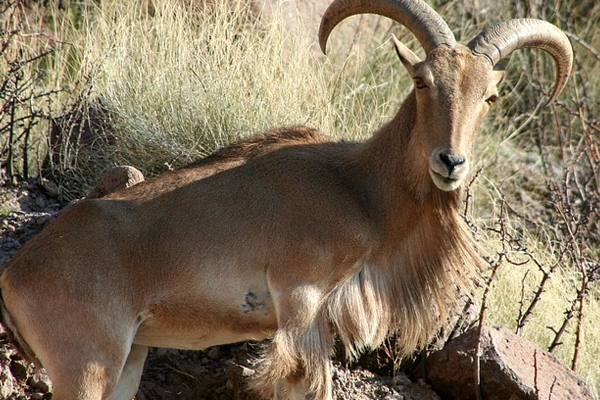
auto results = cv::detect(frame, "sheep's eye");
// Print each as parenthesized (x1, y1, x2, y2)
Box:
(485, 94, 498, 105)
(414, 77, 427, 90)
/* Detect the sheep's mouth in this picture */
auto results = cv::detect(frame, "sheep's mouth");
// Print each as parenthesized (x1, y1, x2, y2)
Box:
(431, 169, 457, 182)
(430, 169, 461, 191)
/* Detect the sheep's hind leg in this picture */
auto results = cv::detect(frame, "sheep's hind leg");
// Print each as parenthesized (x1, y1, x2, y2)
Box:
(16, 313, 143, 400)
(37, 343, 127, 400)
(46, 342, 146, 400)
(107, 344, 148, 400)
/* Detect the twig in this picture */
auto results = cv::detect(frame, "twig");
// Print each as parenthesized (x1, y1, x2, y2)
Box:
(6, 74, 18, 183)
(547, 301, 575, 353)
(515, 244, 570, 335)
(463, 168, 482, 217)
(549, 376, 558, 400)
(533, 349, 541, 398)
(475, 198, 508, 400)
(570, 262, 599, 371)
(563, 31, 600, 62)
(515, 269, 530, 334)
(167, 366, 199, 381)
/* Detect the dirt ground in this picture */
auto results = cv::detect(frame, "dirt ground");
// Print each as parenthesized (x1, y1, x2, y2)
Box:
(0, 178, 441, 400)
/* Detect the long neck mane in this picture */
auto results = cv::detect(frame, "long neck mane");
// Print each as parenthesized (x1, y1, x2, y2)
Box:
(328, 92, 484, 360)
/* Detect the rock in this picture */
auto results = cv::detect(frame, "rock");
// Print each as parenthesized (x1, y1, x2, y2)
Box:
(34, 196, 46, 209)
(38, 177, 60, 197)
(10, 359, 29, 381)
(0, 351, 18, 399)
(226, 363, 256, 392)
(27, 373, 51, 393)
(425, 326, 595, 400)
(86, 166, 145, 199)
(207, 347, 221, 360)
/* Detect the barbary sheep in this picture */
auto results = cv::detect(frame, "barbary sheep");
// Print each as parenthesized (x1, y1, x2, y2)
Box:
(0, 0, 572, 399)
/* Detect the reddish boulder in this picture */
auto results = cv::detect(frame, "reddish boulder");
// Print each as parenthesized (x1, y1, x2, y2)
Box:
(425, 326, 594, 400)
(86, 166, 144, 199)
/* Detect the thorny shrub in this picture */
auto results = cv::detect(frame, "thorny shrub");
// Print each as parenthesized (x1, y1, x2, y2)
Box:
(0, 0, 63, 183)
(473, 0, 599, 379)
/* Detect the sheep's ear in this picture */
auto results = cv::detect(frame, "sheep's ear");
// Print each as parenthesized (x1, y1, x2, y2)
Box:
(491, 54, 512, 86)
(491, 69, 506, 86)
(393, 35, 420, 76)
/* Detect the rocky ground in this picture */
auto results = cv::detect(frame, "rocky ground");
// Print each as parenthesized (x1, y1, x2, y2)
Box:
(0, 177, 441, 400)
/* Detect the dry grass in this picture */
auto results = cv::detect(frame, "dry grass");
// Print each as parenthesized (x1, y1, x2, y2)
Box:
(67, 1, 408, 174)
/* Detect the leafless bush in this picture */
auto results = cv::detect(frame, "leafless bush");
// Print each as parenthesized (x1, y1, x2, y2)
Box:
(0, 0, 63, 183)
(473, 0, 599, 376)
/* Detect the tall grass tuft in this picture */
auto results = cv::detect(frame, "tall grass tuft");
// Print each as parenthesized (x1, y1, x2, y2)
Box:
(74, 1, 330, 175)
(49, 0, 412, 189)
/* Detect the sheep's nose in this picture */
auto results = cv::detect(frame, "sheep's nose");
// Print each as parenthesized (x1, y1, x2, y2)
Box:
(439, 152, 466, 172)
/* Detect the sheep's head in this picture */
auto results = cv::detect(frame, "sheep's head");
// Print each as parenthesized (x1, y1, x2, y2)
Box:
(395, 44, 504, 191)
(319, 0, 573, 192)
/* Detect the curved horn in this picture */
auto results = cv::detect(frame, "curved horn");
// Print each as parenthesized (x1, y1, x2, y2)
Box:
(468, 19, 573, 104)
(319, 0, 456, 55)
